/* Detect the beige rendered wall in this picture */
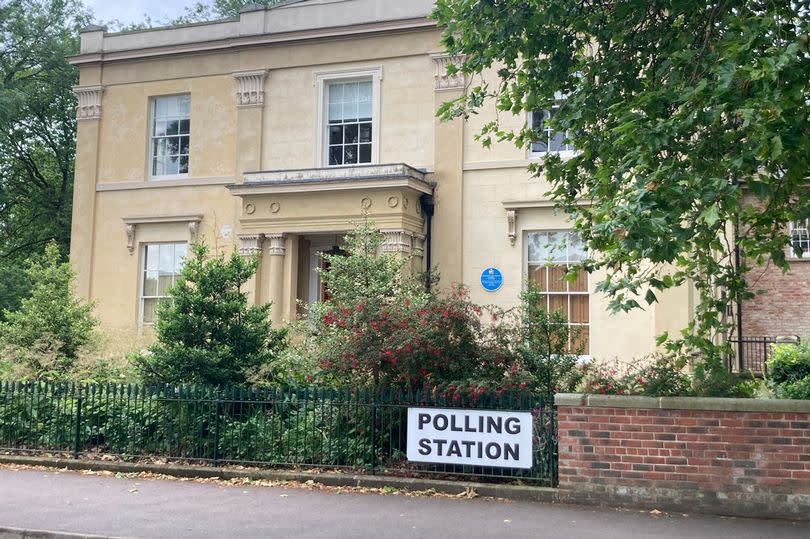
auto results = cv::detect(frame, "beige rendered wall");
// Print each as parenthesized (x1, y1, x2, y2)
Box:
(88, 186, 237, 331)
(461, 166, 662, 361)
(72, 20, 692, 361)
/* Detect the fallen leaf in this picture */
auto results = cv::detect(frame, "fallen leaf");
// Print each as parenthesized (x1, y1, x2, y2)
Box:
(649, 509, 662, 515)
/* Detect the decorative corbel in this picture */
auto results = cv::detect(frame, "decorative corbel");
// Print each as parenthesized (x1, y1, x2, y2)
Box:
(126, 224, 136, 255)
(188, 221, 200, 244)
(507, 210, 517, 246)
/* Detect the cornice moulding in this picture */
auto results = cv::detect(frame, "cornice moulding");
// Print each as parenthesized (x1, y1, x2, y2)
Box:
(69, 18, 436, 66)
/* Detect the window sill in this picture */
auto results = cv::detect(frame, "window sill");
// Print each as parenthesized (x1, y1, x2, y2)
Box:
(97, 176, 233, 192)
(528, 151, 577, 160)
(150, 174, 189, 182)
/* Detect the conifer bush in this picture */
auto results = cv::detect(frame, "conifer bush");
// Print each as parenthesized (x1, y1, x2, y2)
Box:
(0, 242, 97, 380)
(136, 243, 286, 386)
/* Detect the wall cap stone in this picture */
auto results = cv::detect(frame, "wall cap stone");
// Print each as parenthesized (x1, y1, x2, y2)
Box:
(555, 393, 810, 413)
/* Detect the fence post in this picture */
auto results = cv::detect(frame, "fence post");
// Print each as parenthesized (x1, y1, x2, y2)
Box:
(74, 386, 83, 459)
(213, 399, 221, 467)
(370, 388, 377, 475)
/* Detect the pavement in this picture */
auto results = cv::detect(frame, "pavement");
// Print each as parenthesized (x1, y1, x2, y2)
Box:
(0, 468, 808, 538)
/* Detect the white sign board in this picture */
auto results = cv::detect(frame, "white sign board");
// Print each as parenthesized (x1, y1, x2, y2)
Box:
(406, 407, 533, 469)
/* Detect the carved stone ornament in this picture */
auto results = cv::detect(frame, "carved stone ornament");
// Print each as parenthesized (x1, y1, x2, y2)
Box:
(507, 210, 517, 246)
(381, 229, 413, 254)
(360, 197, 373, 210)
(412, 234, 426, 258)
(238, 233, 265, 256)
(266, 233, 286, 256)
(188, 221, 200, 243)
(126, 224, 136, 254)
(233, 70, 268, 108)
(430, 54, 467, 91)
(73, 85, 104, 120)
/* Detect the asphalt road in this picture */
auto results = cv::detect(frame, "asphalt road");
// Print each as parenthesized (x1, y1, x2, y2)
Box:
(0, 468, 808, 538)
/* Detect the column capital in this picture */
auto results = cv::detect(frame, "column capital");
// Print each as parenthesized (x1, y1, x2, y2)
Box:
(73, 85, 105, 120)
(233, 70, 268, 108)
(430, 53, 467, 91)
(265, 233, 286, 256)
(380, 229, 414, 254)
(238, 233, 265, 256)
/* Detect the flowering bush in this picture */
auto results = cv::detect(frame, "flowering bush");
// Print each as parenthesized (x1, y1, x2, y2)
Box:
(309, 218, 514, 390)
(579, 354, 691, 397)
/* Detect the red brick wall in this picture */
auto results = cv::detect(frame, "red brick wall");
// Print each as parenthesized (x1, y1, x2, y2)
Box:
(557, 400, 810, 519)
(742, 260, 810, 339)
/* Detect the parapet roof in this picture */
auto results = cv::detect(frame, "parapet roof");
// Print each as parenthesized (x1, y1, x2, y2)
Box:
(71, 0, 436, 65)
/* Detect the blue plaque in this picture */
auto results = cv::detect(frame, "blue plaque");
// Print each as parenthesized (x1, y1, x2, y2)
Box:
(480, 267, 503, 292)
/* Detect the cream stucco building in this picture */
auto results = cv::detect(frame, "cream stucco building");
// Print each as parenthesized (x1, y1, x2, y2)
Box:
(68, 0, 692, 361)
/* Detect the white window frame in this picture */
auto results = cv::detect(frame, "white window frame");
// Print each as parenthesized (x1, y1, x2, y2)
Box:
(528, 100, 576, 159)
(313, 67, 382, 168)
(524, 230, 590, 356)
(138, 242, 187, 325)
(788, 219, 810, 260)
(148, 94, 191, 181)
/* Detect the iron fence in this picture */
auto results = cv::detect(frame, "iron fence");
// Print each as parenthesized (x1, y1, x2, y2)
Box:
(728, 337, 777, 373)
(0, 382, 557, 486)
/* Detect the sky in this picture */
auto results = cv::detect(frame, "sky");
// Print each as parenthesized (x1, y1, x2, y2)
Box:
(83, 0, 199, 26)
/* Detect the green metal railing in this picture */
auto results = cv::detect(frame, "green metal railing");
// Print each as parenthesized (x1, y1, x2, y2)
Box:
(0, 382, 557, 485)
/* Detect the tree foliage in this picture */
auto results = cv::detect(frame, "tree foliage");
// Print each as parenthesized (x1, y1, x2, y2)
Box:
(0, 0, 90, 315)
(0, 242, 97, 379)
(432, 0, 810, 355)
(136, 244, 287, 386)
(113, 0, 286, 29)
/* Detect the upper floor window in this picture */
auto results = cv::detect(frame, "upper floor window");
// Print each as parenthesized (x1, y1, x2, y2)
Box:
(530, 103, 574, 157)
(527, 231, 589, 354)
(150, 95, 190, 179)
(789, 219, 810, 259)
(327, 80, 373, 166)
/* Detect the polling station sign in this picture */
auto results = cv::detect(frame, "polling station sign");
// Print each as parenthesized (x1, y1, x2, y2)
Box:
(406, 408, 533, 469)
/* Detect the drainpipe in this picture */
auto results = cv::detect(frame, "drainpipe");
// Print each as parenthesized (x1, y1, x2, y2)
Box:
(734, 217, 744, 372)
(420, 194, 435, 291)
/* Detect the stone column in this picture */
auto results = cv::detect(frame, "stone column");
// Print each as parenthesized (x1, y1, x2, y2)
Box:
(70, 84, 105, 299)
(430, 54, 466, 287)
(237, 233, 265, 305)
(262, 233, 286, 325)
(381, 229, 415, 277)
(282, 234, 299, 323)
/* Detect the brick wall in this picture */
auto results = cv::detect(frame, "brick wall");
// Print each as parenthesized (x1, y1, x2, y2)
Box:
(742, 259, 810, 340)
(556, 394, 810, 520)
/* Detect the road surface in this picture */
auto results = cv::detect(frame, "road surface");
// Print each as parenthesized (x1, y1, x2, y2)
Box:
(0, 468, 807, 538)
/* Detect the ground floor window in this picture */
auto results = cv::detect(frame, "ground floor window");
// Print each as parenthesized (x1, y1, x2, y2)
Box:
(526, 231, 589, 354)
(789, 219, 810, 259)
(141, 242, 187, 324)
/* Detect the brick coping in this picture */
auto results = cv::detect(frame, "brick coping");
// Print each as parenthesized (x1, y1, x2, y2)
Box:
(555, 393, 810, 413)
